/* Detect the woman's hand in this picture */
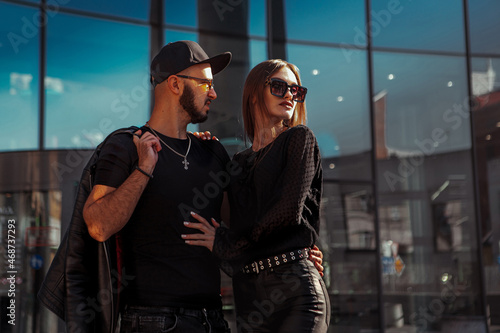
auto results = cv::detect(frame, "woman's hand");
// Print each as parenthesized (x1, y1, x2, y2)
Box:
(309, 245, 324, 277)
(191, 131, 218, 141)
(182, 212, 220, 251)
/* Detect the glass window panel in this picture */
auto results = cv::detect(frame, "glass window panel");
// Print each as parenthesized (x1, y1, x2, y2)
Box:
(249, 0, 266, 36)
(374, 52, 483, 329)
(471, 57, 500, 97)
(57, 0, 148, 20)
(322, 182, 380, 330)
(165, 0, 197, 27)
(285, 0, 366, 46)
(249, 39, 267, 70)
(287, 43, 372, 180)
(471, 57, 500, 326)
(0, 3, 39, 151)
(0, 191, 61, 330)
(468, 0, 500, 55)
(377, 181, 482, 328)
(371, 0, 465, 53)
(373, 52, 471, 156)
(45, 14, 150, 149)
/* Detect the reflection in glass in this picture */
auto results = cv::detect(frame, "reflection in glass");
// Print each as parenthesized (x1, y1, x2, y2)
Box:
(0, 4, 39, 151)
(373, 52, 470, 158)
(287, 43, 372, 181)
(45, 14, 149, 149)
(0, 191, 61, 331)
(374, 52, 482, 330)
(345, 190, 376, 250)
(322, 183, 379, 330)
(371, 0, 465, 53)
(468, 0, 500, 55)
(471, 57, 500, 324)
(57, 0, 148, 20)
(288, 44, 371, 158)
(285, 0, 366, 46)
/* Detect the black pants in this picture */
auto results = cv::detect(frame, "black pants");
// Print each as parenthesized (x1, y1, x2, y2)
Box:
(233, 259, 331, 333)
(120, 305, 230, 333)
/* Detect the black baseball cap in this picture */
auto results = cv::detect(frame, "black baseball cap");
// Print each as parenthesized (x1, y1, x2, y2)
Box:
(150, 40, 232, 87)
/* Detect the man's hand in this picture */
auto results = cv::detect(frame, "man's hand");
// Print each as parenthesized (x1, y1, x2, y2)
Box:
(191, 131, 218, 141)
(133, 130, 161, 174)
(309, 245, 324, 277)
(182, 212, 220, 251)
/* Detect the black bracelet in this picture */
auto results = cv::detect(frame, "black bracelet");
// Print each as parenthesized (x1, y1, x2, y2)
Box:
(135, 166, 153, 179)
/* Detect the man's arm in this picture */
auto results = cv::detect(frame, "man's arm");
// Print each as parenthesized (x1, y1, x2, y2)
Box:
(83, 130, 161, 242)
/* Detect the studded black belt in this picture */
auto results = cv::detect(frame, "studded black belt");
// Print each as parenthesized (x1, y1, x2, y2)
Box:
(241, 248, 310, 274)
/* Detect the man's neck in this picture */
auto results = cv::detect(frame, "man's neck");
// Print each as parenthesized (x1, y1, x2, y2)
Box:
(147, 109, 189, 139)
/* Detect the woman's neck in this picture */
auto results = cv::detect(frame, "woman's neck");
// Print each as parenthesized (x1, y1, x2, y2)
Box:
(252, 123, 286, 151)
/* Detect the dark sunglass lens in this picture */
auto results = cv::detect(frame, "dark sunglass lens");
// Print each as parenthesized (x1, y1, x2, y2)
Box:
(294, 87, 307, 102)
(271, 81, 287, 97)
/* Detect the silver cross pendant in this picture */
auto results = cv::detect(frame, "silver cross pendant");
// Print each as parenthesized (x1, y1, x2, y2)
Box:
(182, 157, 189, 170)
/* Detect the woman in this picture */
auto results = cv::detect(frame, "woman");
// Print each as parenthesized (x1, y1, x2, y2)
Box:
(184, 59, 330, 332)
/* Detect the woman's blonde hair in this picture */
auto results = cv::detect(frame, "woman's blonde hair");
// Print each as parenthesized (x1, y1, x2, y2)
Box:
(242, 59, 307, 142)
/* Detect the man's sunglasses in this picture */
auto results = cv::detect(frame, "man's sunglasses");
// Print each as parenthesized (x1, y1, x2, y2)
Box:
(176, 74, 214, 90)
(265, 78, 307, 103)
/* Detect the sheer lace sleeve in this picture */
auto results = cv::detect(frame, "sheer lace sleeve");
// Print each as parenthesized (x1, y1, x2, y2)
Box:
(249, 126, 321, 241)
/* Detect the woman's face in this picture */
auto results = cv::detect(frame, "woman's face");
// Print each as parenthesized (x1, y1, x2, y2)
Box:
(263, 66, 298, 124)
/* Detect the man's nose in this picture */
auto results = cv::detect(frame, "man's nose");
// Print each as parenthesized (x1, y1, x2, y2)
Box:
(208, 87, 217, 100)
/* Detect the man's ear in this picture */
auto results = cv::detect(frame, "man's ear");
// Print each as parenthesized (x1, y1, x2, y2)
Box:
(166, 75, 181, 95)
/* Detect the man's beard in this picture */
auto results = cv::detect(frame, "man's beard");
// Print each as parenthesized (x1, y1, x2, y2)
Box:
(180, 85, 209, 124)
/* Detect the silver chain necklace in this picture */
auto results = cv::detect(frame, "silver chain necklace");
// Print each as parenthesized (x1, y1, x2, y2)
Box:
(145, 122, 191, 170)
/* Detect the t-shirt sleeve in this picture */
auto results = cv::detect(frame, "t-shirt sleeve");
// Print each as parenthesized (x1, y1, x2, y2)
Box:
(93, 133, 137, 188)
(198, 138, 232, 191)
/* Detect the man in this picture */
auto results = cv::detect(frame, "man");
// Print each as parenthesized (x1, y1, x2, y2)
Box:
(83, 40, 233, 332)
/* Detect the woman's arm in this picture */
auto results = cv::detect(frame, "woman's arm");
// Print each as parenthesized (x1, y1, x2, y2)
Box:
(248, 126, 322, 242)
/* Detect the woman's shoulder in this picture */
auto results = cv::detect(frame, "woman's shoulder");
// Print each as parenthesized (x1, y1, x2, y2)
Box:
(285, 125, 317, 142)
(289, 124, 314, 134)
(232, 146, 253, 161)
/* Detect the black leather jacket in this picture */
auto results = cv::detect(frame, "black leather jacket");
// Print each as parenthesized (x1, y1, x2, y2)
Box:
(38, 128, 137, 333)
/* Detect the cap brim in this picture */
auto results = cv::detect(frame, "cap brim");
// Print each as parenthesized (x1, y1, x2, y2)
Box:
(200, 52, 232, 76)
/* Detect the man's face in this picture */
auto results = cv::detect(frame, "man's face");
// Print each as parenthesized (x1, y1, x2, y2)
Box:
(178, 64, 217, 124)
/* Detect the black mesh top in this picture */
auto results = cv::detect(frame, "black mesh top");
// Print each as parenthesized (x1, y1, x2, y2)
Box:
(213, 125, 323, 275)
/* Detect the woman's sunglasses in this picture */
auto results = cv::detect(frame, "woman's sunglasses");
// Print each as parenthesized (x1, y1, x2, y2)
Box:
(265, 78, 307, 103)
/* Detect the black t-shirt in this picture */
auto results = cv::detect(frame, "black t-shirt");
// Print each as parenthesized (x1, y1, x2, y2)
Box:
(94, 126, 230, 308)
(214, 125, 323, 274)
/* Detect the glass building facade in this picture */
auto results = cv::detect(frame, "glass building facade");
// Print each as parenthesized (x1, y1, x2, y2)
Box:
(0, 0, 499, 332)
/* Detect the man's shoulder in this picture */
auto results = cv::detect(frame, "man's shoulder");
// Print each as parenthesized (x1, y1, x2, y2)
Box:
(96, 127, 138, 163)
(191, 134, 228, 154)
(100, 127, 138, 149)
